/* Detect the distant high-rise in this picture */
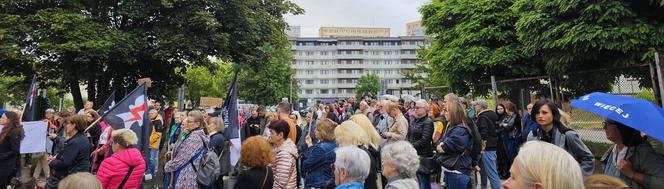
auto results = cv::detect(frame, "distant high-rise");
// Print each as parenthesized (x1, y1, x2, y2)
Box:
(319, 27, 390, 37)
(286, 26, 301, 37)
(406, 21, 425, 36)
(289, 35, 430, 108)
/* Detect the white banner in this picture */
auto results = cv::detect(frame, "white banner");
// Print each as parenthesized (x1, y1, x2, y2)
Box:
(20, 121, 47, 154)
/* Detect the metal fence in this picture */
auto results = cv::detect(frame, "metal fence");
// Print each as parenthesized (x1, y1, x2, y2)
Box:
(424, 64, 660, 145)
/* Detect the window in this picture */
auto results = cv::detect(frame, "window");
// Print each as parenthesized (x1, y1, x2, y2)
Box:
(306, 61, 314, 65)
(321, 89, 329, 94)
(306, 70, 315, 75)
(305, 90, 313, 94)
(320, 70, 329, 74)
(321, 79, 329, 84)
(351, 60, 360, 64)
(306, 51, 314, 56)
(321, 51, 329, 55)
(384, 51, 392, 55)
(305, 80, 314, 84)
(372, 51, 380, 55)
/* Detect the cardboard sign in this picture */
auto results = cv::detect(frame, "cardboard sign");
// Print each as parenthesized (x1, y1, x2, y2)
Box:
(200, 97, 223, 107)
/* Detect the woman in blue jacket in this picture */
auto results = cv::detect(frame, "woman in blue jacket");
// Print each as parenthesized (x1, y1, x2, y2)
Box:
(302, 119, 338, 188)
(46, 115, 91, 189)
(436, 102, 473, 189)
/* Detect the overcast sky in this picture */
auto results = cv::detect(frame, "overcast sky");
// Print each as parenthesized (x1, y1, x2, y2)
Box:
(284, 0, 430, 37)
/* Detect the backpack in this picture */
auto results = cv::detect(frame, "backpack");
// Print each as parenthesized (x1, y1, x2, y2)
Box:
(190, 135, 223, 186)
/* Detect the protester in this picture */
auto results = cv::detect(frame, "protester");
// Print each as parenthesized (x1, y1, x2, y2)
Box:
(497, 102, 521, 179)
(0, 111, 24, 189)
(407, 99, 434, 189)
(34, 109, 56, 180)
(601, 119, 664, 189)
(585, 174, 629, 189)
(277, 102, 298, 142)
(435, 101, 473, 188)
(58, 172, 102, 189)
(164, 111, 209, 189)
(49, 111, 72, 155)
(332, 121, 380, 189)
(473, 99, 500, 189)
(145, 109, 163, 181)
(268, 120, 299, 189)
(96, 129, 146, 189)
(85, 111, 102, 148)
(355, 101, 372, 121)
(91, 121, 113, 173)
(494, 103, 509, 179)
(430, 101, 445, 145)
(526, 100, 595, 176)
(496, 104, 506, 122)
(47, 115, 91, 189)
(444, 93, 482, 188)
(246, 109, 262, 137)
(382, 101, 408, 143)
(302, 119, 338, 189)
(348, 114, 382, 150)
(333, 146, 371, 189)
(298, 112, 318, 153)
(502, 141, 584, 189)
(327, 105, 339, 123)
(234, 136, 275, 189)
(167, 112, 186, 152)
(77, 101, 94, 115)
(207, 117, 226, 188)
(521, 103, 537, 142)
(381, 141, 420, 189)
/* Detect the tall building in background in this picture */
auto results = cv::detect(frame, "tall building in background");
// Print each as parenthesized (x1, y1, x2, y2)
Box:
(286, 25, 301, 37)
(289, 36, 430, 108)
(319, 27, 390, 37)
(407, 21, 425, 36)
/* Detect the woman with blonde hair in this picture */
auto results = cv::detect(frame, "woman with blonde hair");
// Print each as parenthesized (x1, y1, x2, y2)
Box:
(584, 174, 628, 189)
(330, 121, 380, 189)
(502, 141, 584, 189)
(302, 119, 338, 188)
(96, 129, 146, 189)
(58, 172, 102, 189)
(207, 117, 226, 188)
(349, 114, 381, 150)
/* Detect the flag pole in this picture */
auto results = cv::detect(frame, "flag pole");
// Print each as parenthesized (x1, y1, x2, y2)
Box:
(84, 117, 103, 133)
(18, 103, 27, 121)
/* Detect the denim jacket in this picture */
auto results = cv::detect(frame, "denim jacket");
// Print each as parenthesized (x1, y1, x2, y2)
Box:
(303, 140, 338, 187)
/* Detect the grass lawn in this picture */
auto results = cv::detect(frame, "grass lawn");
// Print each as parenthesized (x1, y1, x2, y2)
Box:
(583, 140, 612, 157)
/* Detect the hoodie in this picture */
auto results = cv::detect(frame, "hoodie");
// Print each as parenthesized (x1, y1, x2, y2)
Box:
(96, 148, 146, 189)
(272, 139, 299, 189)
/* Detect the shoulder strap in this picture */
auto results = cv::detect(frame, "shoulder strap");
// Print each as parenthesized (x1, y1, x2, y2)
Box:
(260, 167, 269, 189)
(117, 166, 135, 189)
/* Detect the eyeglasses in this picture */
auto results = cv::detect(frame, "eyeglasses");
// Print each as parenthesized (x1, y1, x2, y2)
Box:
(602, 121, 614, 129)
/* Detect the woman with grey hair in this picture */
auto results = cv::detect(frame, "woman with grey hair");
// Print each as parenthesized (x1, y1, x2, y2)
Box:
(381, 141, 420, 189)
(334, 146, 371, 189)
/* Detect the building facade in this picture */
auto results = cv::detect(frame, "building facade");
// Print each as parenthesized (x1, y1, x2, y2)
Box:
(319, 27, 390, 37)
(290, 36, 429, 105)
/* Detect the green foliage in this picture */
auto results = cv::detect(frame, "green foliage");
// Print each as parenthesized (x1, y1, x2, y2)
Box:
(235, 45, 297, 105)
(420, 0, 664, 100)
(182, 61, 232, 105)
(0, 75, 26, 106)
(0, 0, 302, 108)
(634, 89, 657, 103)
(420, 0, 540, 99)
(355, 74, 381, 99)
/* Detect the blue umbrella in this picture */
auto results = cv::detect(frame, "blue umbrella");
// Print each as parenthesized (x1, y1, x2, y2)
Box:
(571, 92, 664, 143)
(0, 109, 6, 117)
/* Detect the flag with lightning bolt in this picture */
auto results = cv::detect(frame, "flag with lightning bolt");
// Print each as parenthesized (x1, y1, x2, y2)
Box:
(102, 85, 151, 158)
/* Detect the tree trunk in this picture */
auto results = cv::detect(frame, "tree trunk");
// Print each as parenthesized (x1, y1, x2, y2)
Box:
(70, 78, 83, 111)
(87, 73, 97, 109)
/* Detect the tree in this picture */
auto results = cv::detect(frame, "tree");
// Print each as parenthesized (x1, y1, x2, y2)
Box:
(0, 0, 302, 109)
(513, 0, 664, 98)
(355, 74, 381, 99)
(420, 0, 543, 101)
(0, 75, 26, 107)
(235, 45, 298, 105)
(181, 61, 232, 106)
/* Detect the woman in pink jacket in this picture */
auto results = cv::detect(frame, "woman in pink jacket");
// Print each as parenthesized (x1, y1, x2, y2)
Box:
(96, 129, 146, 189)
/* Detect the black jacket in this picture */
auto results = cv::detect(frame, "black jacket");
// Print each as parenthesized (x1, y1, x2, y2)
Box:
(50, 132, 91, 180)
(234, 167, 274, 189)
(476, 110, 499, 151)
(246, 116, 262, 137)
(0, 128, 22, 171)
(408, 116, 434, 157)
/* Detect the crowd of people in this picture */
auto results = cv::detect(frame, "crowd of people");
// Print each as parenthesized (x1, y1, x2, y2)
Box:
(0, 93, 663, 189)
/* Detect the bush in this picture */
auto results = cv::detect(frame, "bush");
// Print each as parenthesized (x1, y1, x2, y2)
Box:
(583, 140, 612, 157)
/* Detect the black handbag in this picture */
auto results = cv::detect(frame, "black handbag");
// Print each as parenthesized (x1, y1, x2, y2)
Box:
(418, 156, 441, 174)
(435, 150, 467, 170)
